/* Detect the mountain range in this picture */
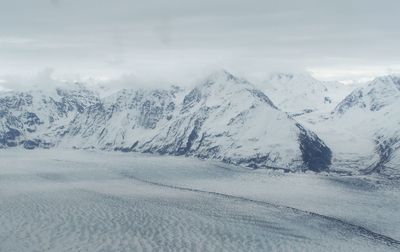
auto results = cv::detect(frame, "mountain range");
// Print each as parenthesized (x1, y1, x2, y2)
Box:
(0, 70, 398, 177)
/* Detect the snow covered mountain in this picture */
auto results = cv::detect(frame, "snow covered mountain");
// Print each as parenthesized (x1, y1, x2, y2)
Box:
(333, 75, 400, 176)
(65, 86, 182, 151)
(262, 73, 356, 115)
(298, 75, 400, 177)
(0, 71, 332, 172)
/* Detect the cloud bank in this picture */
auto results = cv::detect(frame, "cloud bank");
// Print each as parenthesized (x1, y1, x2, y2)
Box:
(0, 0, 399, 84)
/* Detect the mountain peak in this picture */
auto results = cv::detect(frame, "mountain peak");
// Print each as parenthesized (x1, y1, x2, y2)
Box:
(267, 72, 317, 84)
(202, 69, 246, 86)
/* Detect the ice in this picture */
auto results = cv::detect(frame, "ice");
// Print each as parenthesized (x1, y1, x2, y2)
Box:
(0, 149, 399, 251)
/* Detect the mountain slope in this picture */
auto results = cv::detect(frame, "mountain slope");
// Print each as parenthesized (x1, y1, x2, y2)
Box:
(334, 76, 400, 176)
(298, 75, 400, 176)
(64, 87, 182, 151)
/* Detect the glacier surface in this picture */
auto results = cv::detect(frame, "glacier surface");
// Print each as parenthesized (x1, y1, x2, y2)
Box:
(0, 149, 399, 252)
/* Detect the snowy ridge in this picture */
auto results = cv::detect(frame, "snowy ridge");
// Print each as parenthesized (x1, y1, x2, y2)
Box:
(263, 72, 356, 115)
(334, 75, 400, 114)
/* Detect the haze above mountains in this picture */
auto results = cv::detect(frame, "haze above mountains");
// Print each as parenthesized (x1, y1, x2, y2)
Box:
(0, 70, 399, 177)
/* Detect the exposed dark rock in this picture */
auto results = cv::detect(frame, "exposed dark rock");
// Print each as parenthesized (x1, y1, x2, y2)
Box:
(297, 124, 332, 172)
(362, 137, 400, 175)
(0, 127, 21, 147)
(324, 97, 332, 104)
(177, 118, 205, 155)
(114, 141, 139, 152)
(21, 140, 39, 150)
(182, 88, 201, 110)
(334, 89, 364, 114)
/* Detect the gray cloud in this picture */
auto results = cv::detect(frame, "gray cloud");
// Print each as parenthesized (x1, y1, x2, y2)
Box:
(0, 0, 399, 83)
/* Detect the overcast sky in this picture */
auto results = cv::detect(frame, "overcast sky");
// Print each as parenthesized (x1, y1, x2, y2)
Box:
(0, 0, 399, 84)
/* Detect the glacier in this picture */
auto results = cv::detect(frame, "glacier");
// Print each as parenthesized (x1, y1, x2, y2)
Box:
(0, 149, 399, 251)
